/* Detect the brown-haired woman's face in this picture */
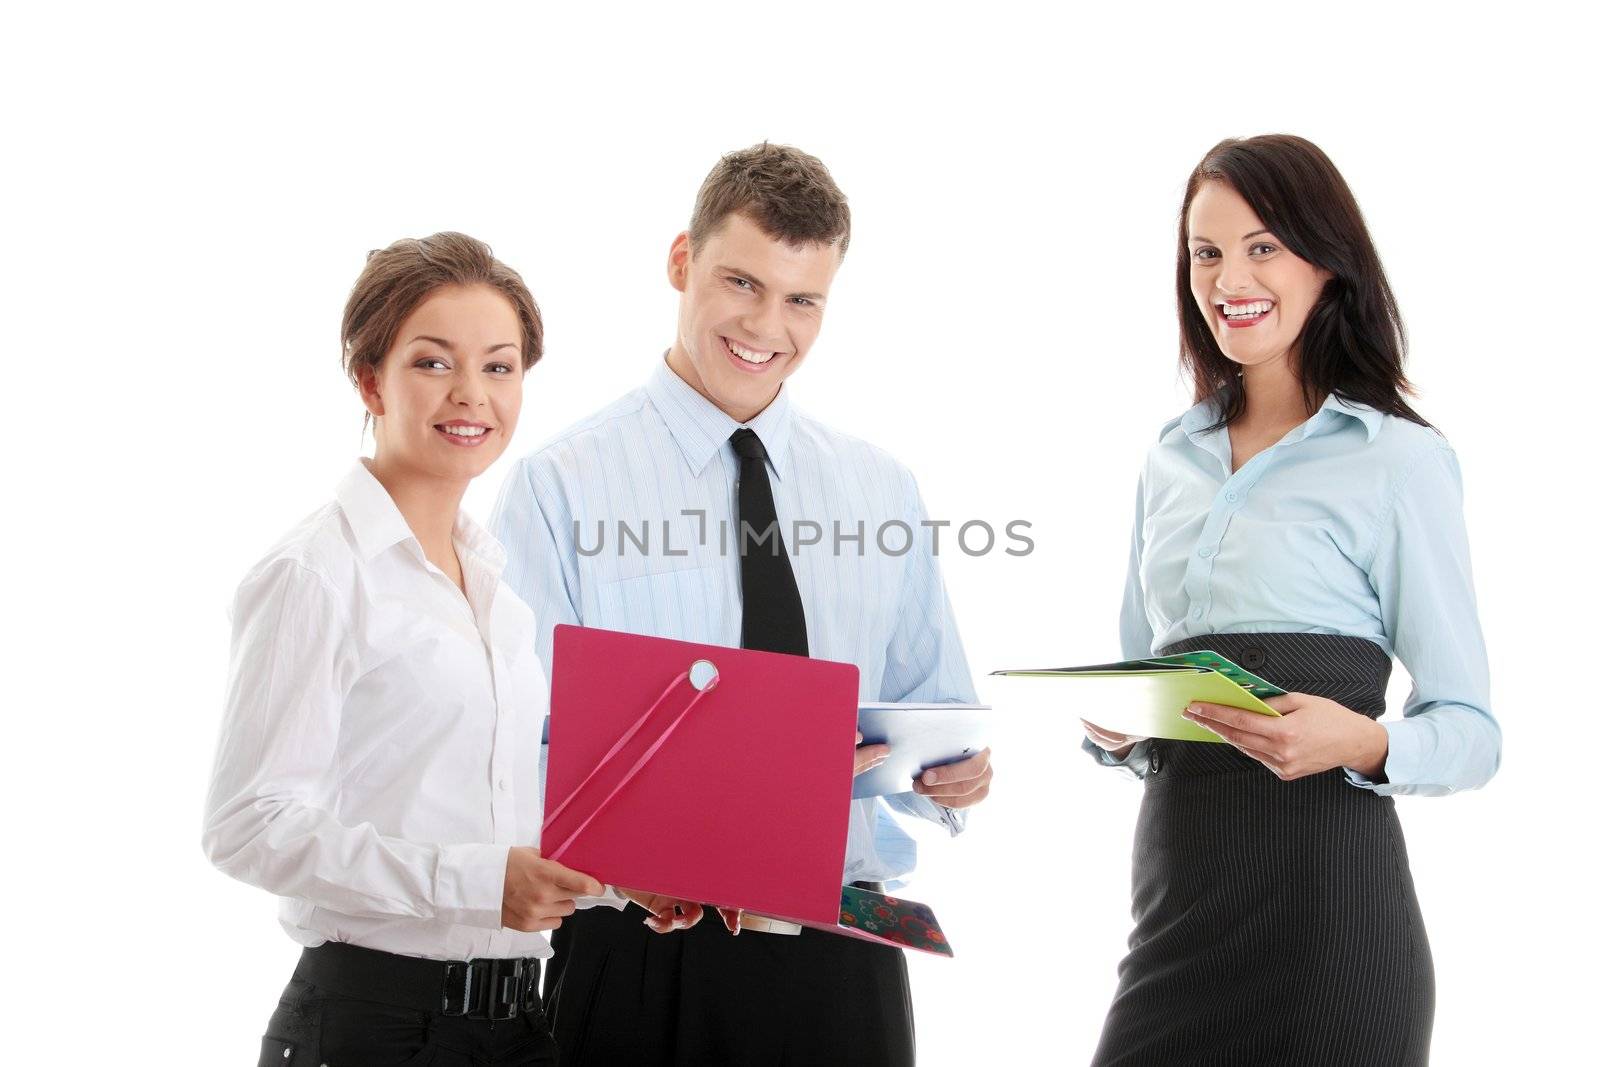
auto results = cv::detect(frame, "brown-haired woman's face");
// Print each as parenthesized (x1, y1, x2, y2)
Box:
(359, 284, 524, 482)
(1186, 180, 1330, 375)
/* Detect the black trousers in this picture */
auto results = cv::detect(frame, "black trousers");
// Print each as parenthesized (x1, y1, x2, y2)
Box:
(546, 902, 915, 1066)
(258, 947, 559, 1066)
(1092, 633, 1435, 1067)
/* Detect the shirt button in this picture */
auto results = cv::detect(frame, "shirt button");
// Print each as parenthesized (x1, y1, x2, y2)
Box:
(1191, 607, 1204, 620)
(1198, 546, 1214, 558)
(1225, 490, 1239, 502)
(497, 778, 509, 792)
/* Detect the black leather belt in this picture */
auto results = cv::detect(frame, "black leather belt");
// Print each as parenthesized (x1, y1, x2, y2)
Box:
(296, 942, 544, 1021)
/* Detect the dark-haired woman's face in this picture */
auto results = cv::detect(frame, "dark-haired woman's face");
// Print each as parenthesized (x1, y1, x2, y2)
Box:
(1186, 180, 1330, 376)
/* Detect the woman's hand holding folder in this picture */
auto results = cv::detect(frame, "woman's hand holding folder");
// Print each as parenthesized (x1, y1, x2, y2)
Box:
(501, 846, 607, 932)
(1182, 693, 1389, 781)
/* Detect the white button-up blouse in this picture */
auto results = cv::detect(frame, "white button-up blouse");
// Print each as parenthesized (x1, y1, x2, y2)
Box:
(203, 459, 598, 961)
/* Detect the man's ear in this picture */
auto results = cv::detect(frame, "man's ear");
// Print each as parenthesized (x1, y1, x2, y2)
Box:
(666, 231, 692, 293)
(357, 364, 385, 418)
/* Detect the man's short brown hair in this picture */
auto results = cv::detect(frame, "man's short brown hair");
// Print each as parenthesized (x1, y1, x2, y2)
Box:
(341, 231, 543, 391)
(688, 142, 851, 255)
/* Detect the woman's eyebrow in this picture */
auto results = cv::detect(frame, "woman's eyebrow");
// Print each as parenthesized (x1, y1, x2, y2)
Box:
(410, 336, 517, 354)
(1189, 229, 1273, 245)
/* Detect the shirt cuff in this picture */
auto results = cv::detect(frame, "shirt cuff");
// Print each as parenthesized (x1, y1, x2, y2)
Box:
(434, 843, 510, 929)
(1081, 736, 1149, 780)
(577, 885, 630, 911)
(888, 789, 965, 837)
(1345, 719, 1436, 796)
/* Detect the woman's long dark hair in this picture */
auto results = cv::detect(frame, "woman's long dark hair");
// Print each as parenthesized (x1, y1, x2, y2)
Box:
(1177, 134, 1429, 429)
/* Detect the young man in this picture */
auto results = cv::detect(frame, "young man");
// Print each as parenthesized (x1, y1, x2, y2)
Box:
(491, 143, 994, 1065)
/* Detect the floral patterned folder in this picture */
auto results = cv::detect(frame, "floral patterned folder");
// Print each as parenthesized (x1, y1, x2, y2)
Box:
(838, 885, 954, 957)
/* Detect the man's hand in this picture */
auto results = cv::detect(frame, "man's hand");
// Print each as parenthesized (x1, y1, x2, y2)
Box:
(911, 747, 993, 809)
(855, 730, 890, 777)
(501, 847, 606, 932)
(1182, 693, 1389, 781)
(619, 890, 744, 935)
(619, 889, 703, 933)
(1081, 720, 1146, 760)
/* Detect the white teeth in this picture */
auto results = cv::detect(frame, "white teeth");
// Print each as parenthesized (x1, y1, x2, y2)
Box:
(728, 338, 776, 365)
(1222, 301, 1272, 318)
(440, 425, 487, 437)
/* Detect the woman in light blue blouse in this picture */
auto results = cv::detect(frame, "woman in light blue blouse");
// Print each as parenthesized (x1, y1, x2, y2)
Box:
(1083, 135, 1500, 1067)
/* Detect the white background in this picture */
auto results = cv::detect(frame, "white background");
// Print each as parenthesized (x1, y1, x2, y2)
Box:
(6, 3, 1595, 1063)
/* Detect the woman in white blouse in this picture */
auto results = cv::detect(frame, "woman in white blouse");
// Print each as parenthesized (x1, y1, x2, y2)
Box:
(203, 233, 608, 1066)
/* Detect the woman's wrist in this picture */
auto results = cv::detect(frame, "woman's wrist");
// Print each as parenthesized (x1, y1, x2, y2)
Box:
(1345, 717, 1390, 779)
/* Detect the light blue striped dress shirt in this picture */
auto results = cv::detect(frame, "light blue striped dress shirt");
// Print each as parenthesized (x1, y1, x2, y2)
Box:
(1089, 391, 1501, 797)
(490, 358, 976, 884)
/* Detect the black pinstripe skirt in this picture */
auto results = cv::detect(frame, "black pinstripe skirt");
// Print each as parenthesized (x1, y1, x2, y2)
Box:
(1092, 633, 1435, 1067)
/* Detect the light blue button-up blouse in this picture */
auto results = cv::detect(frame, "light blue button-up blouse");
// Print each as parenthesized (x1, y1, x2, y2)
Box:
(1090, 391, 1500, 797)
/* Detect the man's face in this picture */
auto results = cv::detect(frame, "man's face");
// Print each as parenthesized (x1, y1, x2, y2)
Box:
(665, 211, 842, 423)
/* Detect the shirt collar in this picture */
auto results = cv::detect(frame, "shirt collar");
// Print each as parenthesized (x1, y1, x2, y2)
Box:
(1176, 390, 1386, 447)
(1318, 392, 1385, 442)
(643, 356, 795, 480)
(453, 505, 508, 574)
(1176, 398, 1223, 443)
(335, 459, 507, 573)
(336, 460, 415, 561)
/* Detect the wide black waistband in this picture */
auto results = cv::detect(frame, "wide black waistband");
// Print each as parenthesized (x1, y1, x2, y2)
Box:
(295, 941, 544, 1021)
(1146, 633, 1392, 781)
(1158, 632, 1392, 717)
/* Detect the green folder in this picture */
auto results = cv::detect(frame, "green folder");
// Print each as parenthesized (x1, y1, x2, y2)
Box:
(991, 651, 1285, 743)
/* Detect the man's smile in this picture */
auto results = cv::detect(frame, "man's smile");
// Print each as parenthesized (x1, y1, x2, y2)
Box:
(721, 335, 786, 373)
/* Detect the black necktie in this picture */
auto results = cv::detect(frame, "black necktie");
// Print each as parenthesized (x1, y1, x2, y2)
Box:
(730, 429, 808, 656)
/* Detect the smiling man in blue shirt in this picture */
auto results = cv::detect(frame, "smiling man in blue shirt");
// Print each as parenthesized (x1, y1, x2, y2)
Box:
(491, 143, 993, 1066)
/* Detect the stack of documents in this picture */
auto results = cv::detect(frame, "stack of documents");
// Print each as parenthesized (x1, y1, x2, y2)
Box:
(991, 650, 1283, 743)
